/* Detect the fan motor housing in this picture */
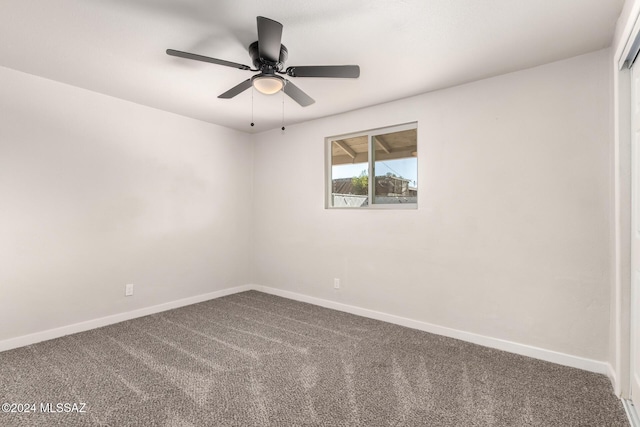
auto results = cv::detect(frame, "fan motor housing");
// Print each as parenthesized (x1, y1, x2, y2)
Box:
(249, 41, 288, 70)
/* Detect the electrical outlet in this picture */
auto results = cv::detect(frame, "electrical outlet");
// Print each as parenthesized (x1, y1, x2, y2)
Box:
(125, 283, 134, 296)
(334, 278, 340, 289)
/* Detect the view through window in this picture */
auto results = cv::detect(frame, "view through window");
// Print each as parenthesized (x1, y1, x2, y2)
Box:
(327, 123, 417, 208)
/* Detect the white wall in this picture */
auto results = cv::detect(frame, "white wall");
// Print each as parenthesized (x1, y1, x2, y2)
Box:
(252, 49, 612, 361)
(0, 66, 253, 342)
(0, 48, 615, 366)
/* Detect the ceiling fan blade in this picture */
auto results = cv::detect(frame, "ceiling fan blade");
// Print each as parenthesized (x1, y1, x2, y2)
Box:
(256, 16, 283, 63)
(167, 49, 251, 70)
(284, 80, 315, 107)
(218, 79, 253, 99)
(286, 65, 360, 78)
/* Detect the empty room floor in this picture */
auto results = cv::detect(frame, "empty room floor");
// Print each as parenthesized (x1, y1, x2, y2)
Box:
(0, 291, 629, 426)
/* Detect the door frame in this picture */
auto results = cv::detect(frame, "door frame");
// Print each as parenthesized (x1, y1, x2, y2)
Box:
(614, 0, 640, 409)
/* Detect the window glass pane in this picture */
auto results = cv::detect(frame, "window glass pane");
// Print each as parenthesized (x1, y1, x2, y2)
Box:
(330, 135, 369, 208)
(372, 129, 417, 204)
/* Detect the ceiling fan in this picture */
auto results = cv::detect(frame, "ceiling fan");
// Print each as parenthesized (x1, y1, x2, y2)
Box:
(166, 16, 360, 107)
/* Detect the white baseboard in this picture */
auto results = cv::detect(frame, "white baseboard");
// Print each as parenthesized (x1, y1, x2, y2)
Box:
(0, 283, 611, 379)
(608, 363, 620, 396)
(254, 285, 611, 376)
(0, 285, 253, 353)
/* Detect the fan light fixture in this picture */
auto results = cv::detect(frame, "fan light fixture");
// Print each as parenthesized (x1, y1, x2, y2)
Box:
(252, 75, 283, 95)
(167, 16, 360, 108)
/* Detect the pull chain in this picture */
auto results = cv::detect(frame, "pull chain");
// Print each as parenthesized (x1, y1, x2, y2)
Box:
(281, 90, 285, 131)
(250, 86, 255, 127)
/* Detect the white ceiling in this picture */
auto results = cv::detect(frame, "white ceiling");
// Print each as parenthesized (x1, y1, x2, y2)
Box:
(0, 0, 624, 133)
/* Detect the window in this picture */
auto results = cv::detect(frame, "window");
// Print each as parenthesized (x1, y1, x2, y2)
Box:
(326, 122, 418, 208)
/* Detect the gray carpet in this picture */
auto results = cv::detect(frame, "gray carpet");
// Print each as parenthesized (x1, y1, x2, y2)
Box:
(0, 290, 629, 426)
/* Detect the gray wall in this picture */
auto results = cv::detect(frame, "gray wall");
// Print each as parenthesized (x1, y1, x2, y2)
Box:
(0, 66, 253, 341)
(252, 49, 612, 361)
(0, 48, 614, 364)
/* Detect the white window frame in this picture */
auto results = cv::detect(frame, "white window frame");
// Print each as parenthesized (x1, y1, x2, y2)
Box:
(325, 122, 418, 209)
